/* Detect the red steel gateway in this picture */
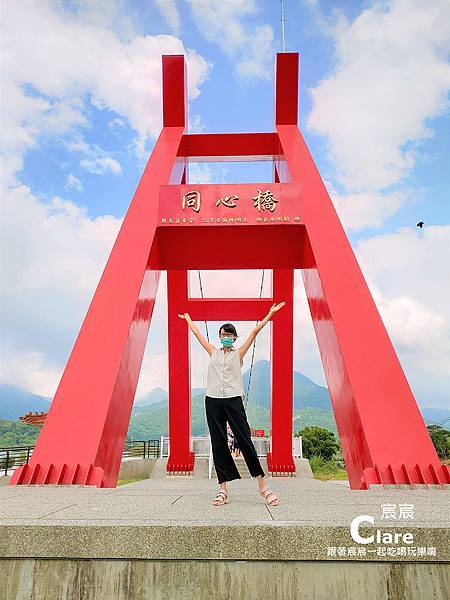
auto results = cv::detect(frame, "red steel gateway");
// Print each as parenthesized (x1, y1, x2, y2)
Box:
(10, 53, 449, 490)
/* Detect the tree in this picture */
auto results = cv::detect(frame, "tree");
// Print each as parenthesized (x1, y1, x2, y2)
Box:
(427, 425, 450, 460)
(296, 425, 339, 461)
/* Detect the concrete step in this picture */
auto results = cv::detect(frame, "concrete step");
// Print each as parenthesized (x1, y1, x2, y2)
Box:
(147, 457, 313, 480)
(193, 457, 268, 479)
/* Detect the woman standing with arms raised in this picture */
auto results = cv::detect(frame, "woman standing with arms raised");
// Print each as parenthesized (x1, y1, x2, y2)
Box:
(178, 302, 285, 506)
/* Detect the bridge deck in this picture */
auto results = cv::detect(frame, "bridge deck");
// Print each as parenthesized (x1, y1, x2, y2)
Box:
(1, 476, 448, 562)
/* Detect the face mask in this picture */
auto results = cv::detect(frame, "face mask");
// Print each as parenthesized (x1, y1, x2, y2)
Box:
(220, 337, 234, 347)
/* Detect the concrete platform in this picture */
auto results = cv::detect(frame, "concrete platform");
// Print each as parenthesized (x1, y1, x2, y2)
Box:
(1, 475, 449, 599)
(1, 475, 448, 561)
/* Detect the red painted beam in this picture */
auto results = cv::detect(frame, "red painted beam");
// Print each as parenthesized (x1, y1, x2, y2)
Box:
(151, 225, 314, 270)
(275, 53, 299, 125)
(163, 55, 187, 128)
(178, 132, 279, 161)
(186, 298, 274, 321)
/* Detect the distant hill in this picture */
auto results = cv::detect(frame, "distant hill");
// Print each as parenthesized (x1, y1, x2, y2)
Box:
(128, 360, 336, 439)
(134, 387, 167, 407)
(129, 392, 338, 440)
(0, 385, 51, 421)
(1, 367, 448, 446)
(242, 359, 332, 412)
(0, 418, 40, 447)
(421, 408, 450, 426)
(127, 359, 450, 439)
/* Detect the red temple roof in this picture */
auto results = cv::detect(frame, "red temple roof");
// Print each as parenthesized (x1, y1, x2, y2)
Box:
(19, 412, 48, 426)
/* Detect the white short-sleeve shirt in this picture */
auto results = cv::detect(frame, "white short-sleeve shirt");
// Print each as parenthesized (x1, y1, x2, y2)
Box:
(205, 346, 244, 398)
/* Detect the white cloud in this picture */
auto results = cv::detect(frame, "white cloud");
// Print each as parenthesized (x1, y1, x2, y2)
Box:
(356, 226, 450, 316)
(80, 157, 122, 175)
(65, 174, 83, 192)
(186, 0, 274, 80)
(1, 348, 64, 399)
(187, 162, 229, 184)
(369, 287, 446, 352)
(66, 136, 122, 175)
(0, 184, 123, 396)
(154, 0, 181, 34)
(1, 0, 211, 184)
(0, 0, 211, 398)
(329, 184, 406, 232)
(188, 163, 213, 184)
(307, 0, 450, 192)
(108, 117, 126, 130)
(355, 225, 450, 408)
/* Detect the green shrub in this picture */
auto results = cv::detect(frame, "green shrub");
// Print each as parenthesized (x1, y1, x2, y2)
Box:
(427, 425, 450, 459)
(296, 426, 339, 460)
(309, 454, 348, 480)
(309, 454, 339, 474)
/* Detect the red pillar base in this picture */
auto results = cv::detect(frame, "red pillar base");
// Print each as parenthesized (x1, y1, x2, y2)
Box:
(363, 462, 450, 489)
(266, 452, 296, 476)
(9, 462, 104, 487)
(166, 451, 195, 475)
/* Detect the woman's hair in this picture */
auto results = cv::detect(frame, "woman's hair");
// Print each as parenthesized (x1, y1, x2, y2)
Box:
(219, 323, 238, 338)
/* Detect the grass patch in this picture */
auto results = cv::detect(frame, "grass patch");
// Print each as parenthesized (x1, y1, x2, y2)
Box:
(116, 477, 147, 486)
(314, 470, 349, 481)
(308, 454, 348, 481)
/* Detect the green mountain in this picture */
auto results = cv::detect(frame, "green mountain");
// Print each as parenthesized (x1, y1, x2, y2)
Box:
(1, 367, 449, 446)
(134, 386, 167, 407)
(242, 359, 332, 412)
(0, 418, 40, 447)
(128, 360, 336, 439)
(128, 394, 338, 440)
(0, 385, 51, 420)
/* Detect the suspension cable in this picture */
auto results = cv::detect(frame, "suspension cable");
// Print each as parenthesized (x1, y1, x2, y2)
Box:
(197, 268, 265, 414)
(197, 270, 209, 436)
(244, 270, 265, 410)
(197, 270, 210, 342)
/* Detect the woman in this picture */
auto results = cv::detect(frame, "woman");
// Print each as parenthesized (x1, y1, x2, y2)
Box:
(178, 301, 285, 506)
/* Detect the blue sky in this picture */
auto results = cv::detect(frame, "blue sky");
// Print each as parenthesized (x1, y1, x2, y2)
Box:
(1, 0, 449, 410)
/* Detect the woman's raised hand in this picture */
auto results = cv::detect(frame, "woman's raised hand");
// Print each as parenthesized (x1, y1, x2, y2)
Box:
(269, 302, 286, 315)
(178, 312, 191, 320)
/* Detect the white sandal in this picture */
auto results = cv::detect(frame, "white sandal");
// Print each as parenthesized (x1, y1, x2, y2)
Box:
(212, 490, 229, 506)
(259, 485, 279, 506)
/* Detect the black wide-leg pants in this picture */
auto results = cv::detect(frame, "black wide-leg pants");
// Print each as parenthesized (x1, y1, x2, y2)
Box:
(205, 395, 266, 484)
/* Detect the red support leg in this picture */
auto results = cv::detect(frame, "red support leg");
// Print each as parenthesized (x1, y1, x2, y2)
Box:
(166, 270, 194, 473)
(10, 55, 188, 488)
(267, 269, 295, 475)
(274, 52, 449, 489)
(277, 124, 450, 489)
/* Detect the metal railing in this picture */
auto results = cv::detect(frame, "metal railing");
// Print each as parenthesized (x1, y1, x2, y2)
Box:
(0, 439, 160, 477)
(1, 436, 301, 477)
(122, 440, 160, 459)
(160, 436, 302, 459)
(0, 446, 34, 477)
